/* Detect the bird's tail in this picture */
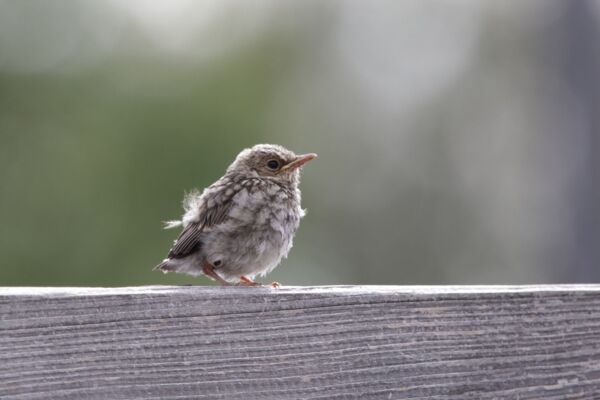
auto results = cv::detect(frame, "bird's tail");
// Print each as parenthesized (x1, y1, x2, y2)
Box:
(154, 259, 174, 273)
(153, 257, 203, 277)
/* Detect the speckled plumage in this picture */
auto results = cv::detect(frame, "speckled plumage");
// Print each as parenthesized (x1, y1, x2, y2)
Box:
(155, 144, 316, 286)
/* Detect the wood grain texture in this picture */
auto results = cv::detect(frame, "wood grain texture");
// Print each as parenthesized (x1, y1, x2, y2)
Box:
(2, 285, 600, 399)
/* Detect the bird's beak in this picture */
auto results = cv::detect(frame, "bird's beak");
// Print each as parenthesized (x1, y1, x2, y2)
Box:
(280, 153, 317, 172)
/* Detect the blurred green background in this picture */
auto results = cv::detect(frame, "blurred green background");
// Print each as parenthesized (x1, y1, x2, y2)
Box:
(1, 1, 599, 286)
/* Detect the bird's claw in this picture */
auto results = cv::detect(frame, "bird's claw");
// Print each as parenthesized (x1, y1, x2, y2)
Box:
(238, 276, 262, 287)
(237, 276, 281, 288)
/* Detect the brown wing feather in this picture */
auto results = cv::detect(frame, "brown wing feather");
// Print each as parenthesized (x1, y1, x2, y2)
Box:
(167, 222, 203, 258)
(166, 192, 235, 259)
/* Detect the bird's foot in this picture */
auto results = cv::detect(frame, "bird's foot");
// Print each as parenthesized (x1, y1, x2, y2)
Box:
(237, 276, 281, 288)
(202, 262, 231, 286)
(238, 276, 262, 287)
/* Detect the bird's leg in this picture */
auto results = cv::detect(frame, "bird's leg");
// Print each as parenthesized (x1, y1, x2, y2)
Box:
(239, 276, 281, 288)
(239, 275, 262, 287)
(202, 262, 231, 286)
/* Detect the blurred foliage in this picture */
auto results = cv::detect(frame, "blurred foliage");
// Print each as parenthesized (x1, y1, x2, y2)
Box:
(0, 7, 295, 285)
(1, 1, 599, 286)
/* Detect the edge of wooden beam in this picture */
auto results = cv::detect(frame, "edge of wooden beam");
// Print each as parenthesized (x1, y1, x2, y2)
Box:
(1, 284, 600, 297)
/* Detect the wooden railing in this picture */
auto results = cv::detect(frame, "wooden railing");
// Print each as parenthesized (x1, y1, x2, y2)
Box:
(2, 285, 600, 399)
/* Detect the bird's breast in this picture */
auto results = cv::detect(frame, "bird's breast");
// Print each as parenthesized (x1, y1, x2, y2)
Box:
(230, 183, 301, 226)
(204, 184, 303, 277)
(225, 184, 301, 252)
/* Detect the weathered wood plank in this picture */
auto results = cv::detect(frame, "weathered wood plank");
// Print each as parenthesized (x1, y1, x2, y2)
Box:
(1, 285, 600, 399)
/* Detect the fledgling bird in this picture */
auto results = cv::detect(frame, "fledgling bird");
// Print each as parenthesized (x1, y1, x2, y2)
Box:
(155, 144, 316, 287)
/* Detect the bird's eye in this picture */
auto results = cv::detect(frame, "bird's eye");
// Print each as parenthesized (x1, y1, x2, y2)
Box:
(267, 159, 280, 170)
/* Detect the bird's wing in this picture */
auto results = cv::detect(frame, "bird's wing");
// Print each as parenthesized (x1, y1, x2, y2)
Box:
(166, 184, 238, 259)
(167, 222, 203, 258)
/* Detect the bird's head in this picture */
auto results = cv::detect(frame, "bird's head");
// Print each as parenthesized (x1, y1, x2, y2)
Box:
(227, 144, 317, 186)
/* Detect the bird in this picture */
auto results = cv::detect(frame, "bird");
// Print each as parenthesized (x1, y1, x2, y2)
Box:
(154, 144, 317, 287)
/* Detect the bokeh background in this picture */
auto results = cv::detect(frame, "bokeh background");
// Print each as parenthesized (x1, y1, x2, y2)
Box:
(1, 0, 599, 286)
